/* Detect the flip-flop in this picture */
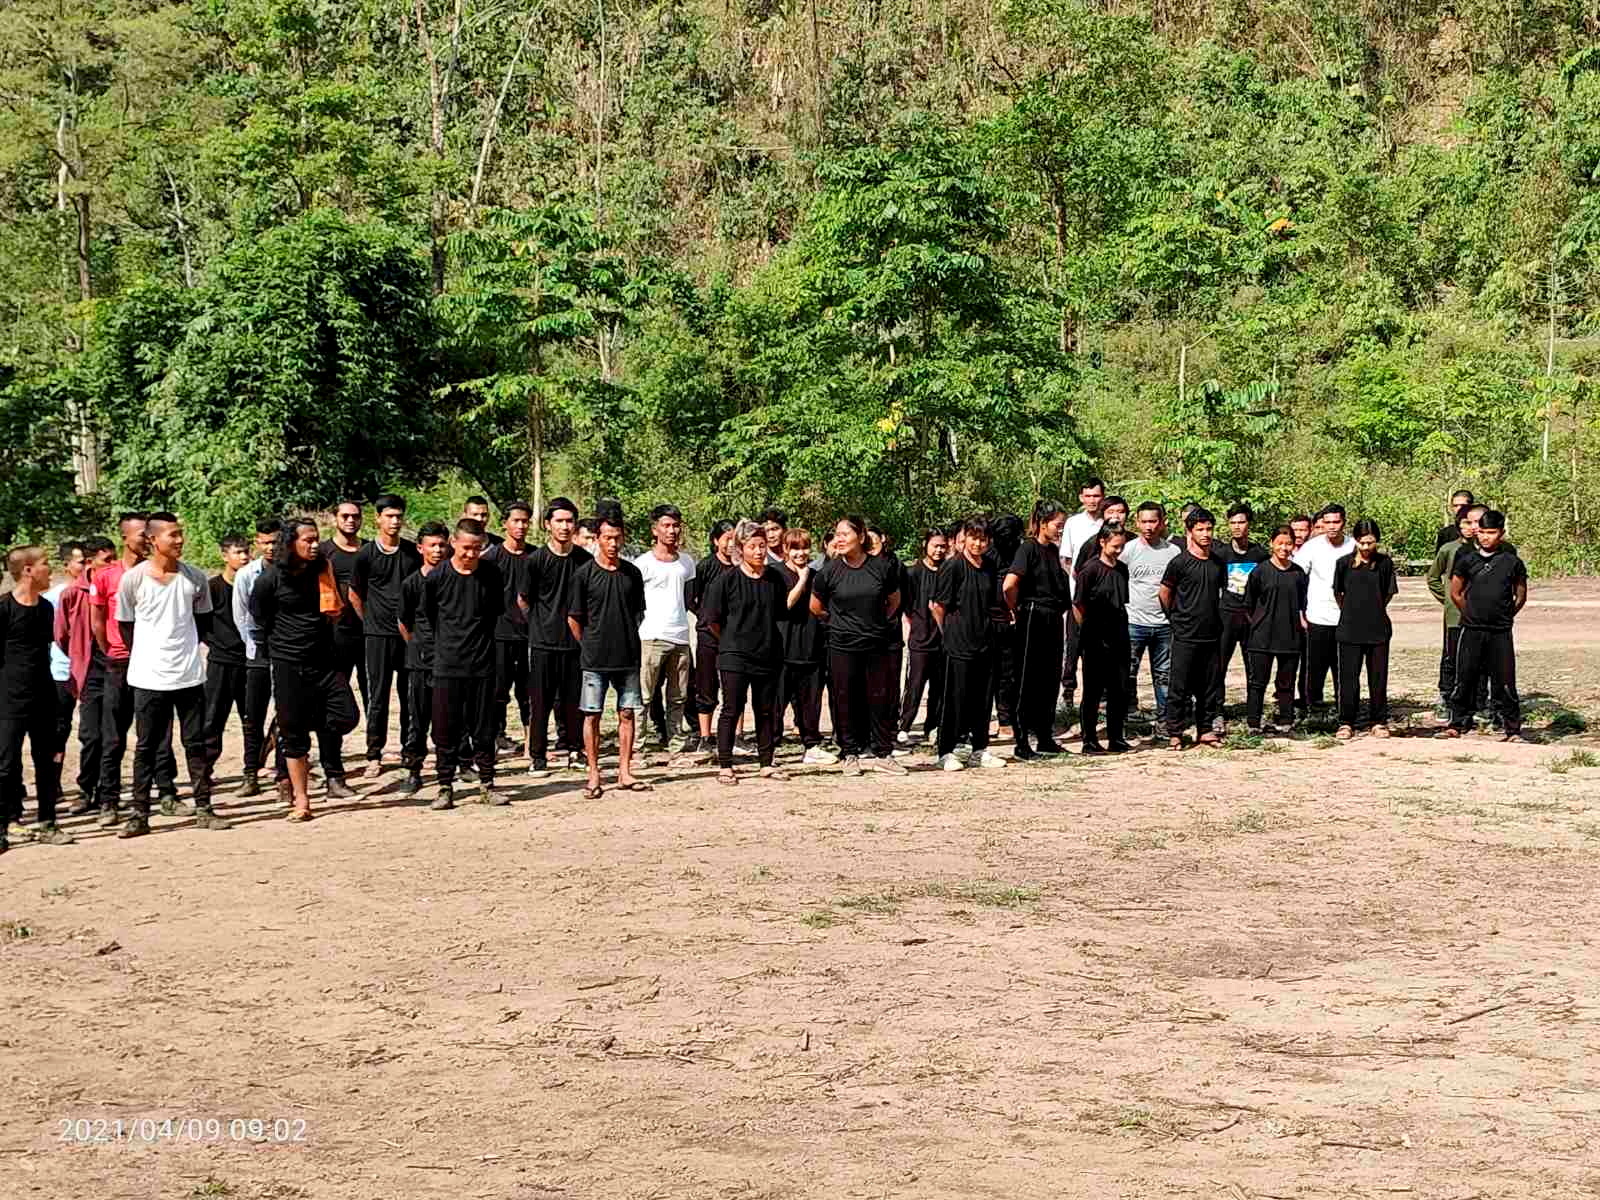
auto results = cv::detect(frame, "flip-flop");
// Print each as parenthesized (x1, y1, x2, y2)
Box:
(583, 786, 604, 800)
(717, 771, 738, 787)
(285, 808, 313, 822)
(617, 781, 654, 792)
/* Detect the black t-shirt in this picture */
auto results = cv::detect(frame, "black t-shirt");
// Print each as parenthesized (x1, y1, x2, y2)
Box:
(482, 542, 531, 643)
(424, 560, 504, 679)
(205, 575, 247, 665)
(522, 544, 591, 653)
(1218, 540, 1270, 614)
(1244, 560, 1307, 654)
(398, 570, 435, 671)
(1007, 539, 1070, 612)
(1075, 557, 1130, 645)
(1160, 549, 1226, 643)
(700, 564, 786, 676)
(1436, 523, 1461, 550)
(688, 554, 733, 646)
(1333, 553, 1399, 644)
(880, 554, 907, 648)
(568, 558, 646, 671)
(252, 564, 333, 663)
(902, 561, 944, 652)
(351, 539, 422, 638)
(1452, 545, 1527, 631)
(778, 564, 825, 664)
(319, 538, 365, 633)
(932, 555, 997, 660)
(0, 594, 53, 712)
(811, 554, 896, 653)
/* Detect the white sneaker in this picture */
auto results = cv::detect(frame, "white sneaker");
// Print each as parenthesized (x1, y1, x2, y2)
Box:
(954, 743, 973, 759)
(975, 751, 1007, 769)
(938, 753, 965, 772)
(891, 747, 912, 757)
(896, 730, 911, 745)
(802, 746, 839, 765)
(842, 755, 863, 777)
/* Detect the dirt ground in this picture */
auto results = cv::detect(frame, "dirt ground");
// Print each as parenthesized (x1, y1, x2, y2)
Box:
(5, 578, 1600, 1199)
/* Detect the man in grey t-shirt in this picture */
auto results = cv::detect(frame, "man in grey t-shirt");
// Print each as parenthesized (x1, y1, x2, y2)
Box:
(1121, 502, 1181, 725)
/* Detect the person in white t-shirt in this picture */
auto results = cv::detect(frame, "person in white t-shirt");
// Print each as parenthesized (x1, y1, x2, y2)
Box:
(1058, 477, 1106, 710)
(1291, 504, 1355, 712)
(113, 512, 228, 838)
(1120, 501, 1181, 727)
(634, 504, 696, 753)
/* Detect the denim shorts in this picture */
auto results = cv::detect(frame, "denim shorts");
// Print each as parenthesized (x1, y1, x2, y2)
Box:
(580, 669, 643, 714)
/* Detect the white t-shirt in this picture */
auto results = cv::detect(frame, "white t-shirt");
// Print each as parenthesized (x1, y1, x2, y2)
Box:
(44, 582, 70, 682)
(1120, 536, 1181, 627)
(1292, 534, 1355, 627)
(632, 550, 696, 644)
(1060, 512, 1104, 597)
(115, 560, 213, 691)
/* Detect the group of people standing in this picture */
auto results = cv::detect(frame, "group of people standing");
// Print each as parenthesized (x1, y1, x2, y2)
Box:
(0, 482, 1533, 850)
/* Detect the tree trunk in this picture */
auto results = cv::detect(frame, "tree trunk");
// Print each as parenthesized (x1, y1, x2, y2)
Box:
(71, 190, 99, 494)
(1049, 188, 1073, 354)
(529, 390, 545, 520)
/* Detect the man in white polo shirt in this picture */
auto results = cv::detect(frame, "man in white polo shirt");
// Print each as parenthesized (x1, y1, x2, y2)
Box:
(1058, 477, 1106, 715)
(115, 511, 229, 838)
(634, 504, 696, 754)
(1292, 503, 1355, 714)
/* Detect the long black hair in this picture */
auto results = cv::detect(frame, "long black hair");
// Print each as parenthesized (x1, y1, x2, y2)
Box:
(1027, 499, 1067, 537)
(274, 517, 320, 571)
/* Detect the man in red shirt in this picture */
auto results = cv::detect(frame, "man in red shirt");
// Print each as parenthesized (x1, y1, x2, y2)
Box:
(55, 537, 114, 814)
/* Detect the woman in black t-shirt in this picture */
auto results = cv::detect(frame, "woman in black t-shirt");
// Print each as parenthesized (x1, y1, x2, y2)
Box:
(1072, 525, 1132, 754)
(1001, 500, 1070, 760)
(701, 521, 789, 784)
(777, 529, 835, 764)
(898, 529, 948, 744)
(810, 516, 906, 775)
(1333, 518, 1399, 738)
(1243, 526, 1308, 732)
(687, 519, 737, 751)
(987, 514, 1025, 737)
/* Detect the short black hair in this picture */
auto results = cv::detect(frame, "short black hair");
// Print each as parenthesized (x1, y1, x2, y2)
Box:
(759, 507, 788, 527)
(1227, 503, 1253, 521)
(1451, 489, 1475, 504)
(117, 511, 147, 528)
(1185, 506, 1216, 530)
(454, 518, 487, 539)
(374, 493, 406, 515)
(650, 503, 682, 524)
(505, 500, 534, 519)
(709, 518, 736, 541)
(594, 498, 624, 527)
(962, 516, 990, 538)
(1351, 518, 1381, 542)
(219, 535, 248, 553)
(1319, 503, 1346, 519)
(57, 540, 84, 561)
(255, 517, 284, 537)
(545, 497, 578, 522)
(1103, 495, 1128, 512)
(81, 536, 114, 557)
(1478, 509, 1507, 531)
(577, 517, 601, 535)
(464, 494, 489, 508)
(1136, 501, 1165, 518)
(1080, 477, 1106, 493)
(1289, 513, 1312, 526)
(145, 510, 180, 531)
(597, 512, 625, 534)
(417, 521, 450, 542)
(335, 498, 363, 514)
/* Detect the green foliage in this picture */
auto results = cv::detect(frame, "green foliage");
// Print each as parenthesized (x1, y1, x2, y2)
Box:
(0, 367, 96, 543)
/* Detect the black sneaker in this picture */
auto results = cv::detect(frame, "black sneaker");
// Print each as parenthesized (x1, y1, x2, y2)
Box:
(118, 814, 150, 839)
(325, 778, 356, 800)
(97, 805, 121, 829)
(1107, 740, 1134, 753)
(33, 823, 76, 846)
(430, 787, 455, 811)
(399, 773, 422, 797)
(157, 793, 182, 816)
(1013, 743, 1039, 762)
(496, 735, 519, 755)
(191, 809, 231, 830)
(238, 772, 261, 798)
(1081, 741, 1107, 755)
(0, 824, 7, 853)
(1034, 740, 1066, 756)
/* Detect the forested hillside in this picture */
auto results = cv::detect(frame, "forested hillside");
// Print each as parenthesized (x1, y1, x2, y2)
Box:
(4, 0, 1599, 568)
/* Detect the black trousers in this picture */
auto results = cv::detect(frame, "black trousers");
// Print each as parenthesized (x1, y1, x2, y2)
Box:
(717, 670, 779, 768)
(1303, 623, 1339, 708)
(433, 676, 496, 786)
(1081, 637, 1130, 746)
(99, 661, 175, 807)
(1337, 641, 1391, 727)
(403, 666, 433, 770)
(1439, 626, 1489, 713)
(827, 648, 895, 758)
(131, 686, 212, 814)
(362, 636, 410, 761)
(990, 618, 1017, 729)
(273, 661, 359, 764)
(936, 654, 993, 757)
(528, 649, 582, 764)
(333, 625, 367, 708)
(1212, 609, 1251, 722)
(493, 640, 530, 737)
(1451, 628, 1521, 733)
(692, 636, 720, 715)
(1167, 639, 1221, 739)
(886, 644, 904, 735)
(1245, 651, 1299, 727)
(203, 660, 263, 773)
(1061, 606, 1082, 697)
(73, 661, 106, 800)
(0, 687, 61, 825)
(243, 664, 278, 779)
(1015, 605, 1065, 741)
(899, 648, 945, 735)
(782, 661, 824, 747)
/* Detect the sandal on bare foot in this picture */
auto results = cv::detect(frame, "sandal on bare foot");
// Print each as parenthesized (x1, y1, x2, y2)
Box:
(759, 767, 790, 781)
(718, 769, 738, 787)
(1434, 727, 1461, 739)
(617, 780, 654, 792)
(285, 807, 313, 822)
(582, 785, 604, 800)
(1335, 725, 1354, 740)
(1371, 724, 1390, 738)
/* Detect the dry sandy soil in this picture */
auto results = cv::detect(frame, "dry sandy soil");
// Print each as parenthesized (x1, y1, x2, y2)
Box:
(5, 578, 1600, 1199)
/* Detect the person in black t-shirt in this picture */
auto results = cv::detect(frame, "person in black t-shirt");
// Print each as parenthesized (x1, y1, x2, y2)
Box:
(568, 512, 649, 796)
(1436, 489, 1475, 550)
(422, 520, 506, 807)
(686, 519, 737, 759)
(348, 494, 422, 775)
(321, 499, 368, 713)
(810, 516, 906, 776)
(701, 521, 789, 784)
(396, 523, 449, 796)
(931, 517, 1005, 769)
(201, 535, 257, 776)
(1443, 510, 1528, 740)
(986, 514, 1025, 738)
(1332, 519, 1399, 738)
(868, 527, 909, 753)
(251, 519, 360, 821)
(1242, 527, 1307, 732)
(520, 498, 592, 776)
(1212, 503, 1269, 732)
(1002, 500, 1071, 760)
(898, 529, 948, 744)
(1074, 526, 1132, 754)
(1159, 507, 1227, 748)
(482, 501, 534, 755)
(0, 546, 70, 850)
(777, 529, 835, 764)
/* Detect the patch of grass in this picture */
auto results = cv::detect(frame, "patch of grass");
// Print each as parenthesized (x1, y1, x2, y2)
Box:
(835, 893, 901, 915)
(1576, 822, 1600, 842)
(937, 881, 1040, 908)
(1111, 830, 1170, 857)
(39, 884, 73, 899)
(191, 1179, 232, 1198)
(1114, 1105, 1158, 1130)
(1548, 749, 1600, 775)
(1231, 807, 1269, 833)
(1259, 739, 1289, 754)
(862, 821, 879, 833)
(0, 920, 33, 941)
(748, 865, 773, 882)
(1221, 732, 1263, 751)
(1546, 710, 1589, 736)
(1310, 734, 1338, 750)
(1450, 753, 1485, 763)
(801, 909, 838, 929)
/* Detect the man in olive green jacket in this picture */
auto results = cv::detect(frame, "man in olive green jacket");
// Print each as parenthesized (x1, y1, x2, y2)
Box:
(1426, 503, 1490, 720)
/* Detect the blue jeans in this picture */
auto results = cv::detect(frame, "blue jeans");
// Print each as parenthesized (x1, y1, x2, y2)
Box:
(580, 669, 643, 714)
(1127, 624, 1172, 721)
